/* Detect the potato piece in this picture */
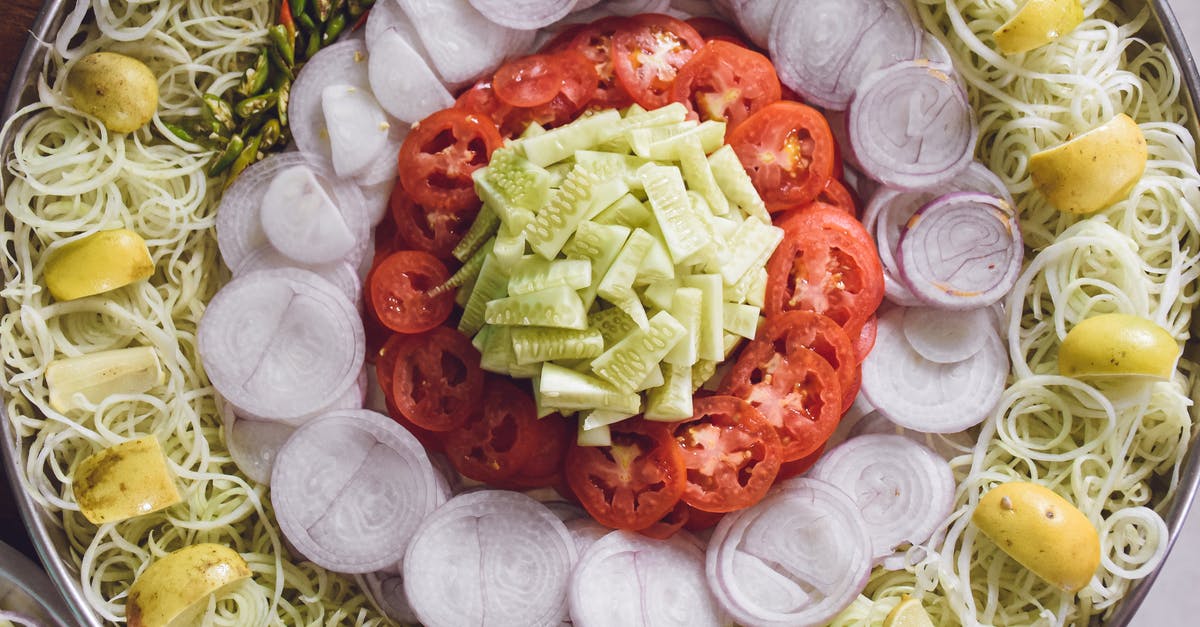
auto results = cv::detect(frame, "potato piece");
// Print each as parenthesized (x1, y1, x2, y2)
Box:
(66, 52, 159, 133)
(1028, 113, 1147, 214)
(73, 436, 181, 524)
(972, 482, 1100, 593)
(126, 544, 252, 627)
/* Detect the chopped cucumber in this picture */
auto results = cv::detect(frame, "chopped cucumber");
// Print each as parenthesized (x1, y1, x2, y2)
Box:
(709, 144, 770, 224)
(563, 222, 630, 311)
(746, 267, 768, 309)
(527, 160, 628, 260)
(588, 306, 638, 347)
(639, 163, 711, 264)
(590, 310, 686, 392)
(678, 135, 729, 215)
(523, 109, 623, 167)
(723, 302, 762, 340)
(645, 363, 694, 421)
(484, 285, 589, 330)
(576, 419, 612, 447)
(508, 257, 592, 296)
(539, 363, 641, 414)
(480, 325, 541, 378)
(722, 217, 784, 286)
(438, 237, 493, 295)
(473, 147, 553, 224)
(683, 274, 725, 362)
(453, 205, 501, 262)
(592, 192, 653, 228)
(459, 252, 508, 336)
(582, 409, 635, 431)
(511, 327, 604, 365)
(664, 287, 703, 367)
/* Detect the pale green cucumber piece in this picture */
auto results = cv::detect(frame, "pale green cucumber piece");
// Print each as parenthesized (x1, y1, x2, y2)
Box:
(546, 161, 573, 187)
(723, 302, 761, 339)
(563, 222, 631, 311)
(493, 221, 529, 267)
(588, 306, 638, 347)
(459, 252, 509, 336)
(722, 218, 784, 286)
(636, 233, 675, 284)
(526, 160, 628, 260)
(574, 151, 650, 191)
(593, 193, 653, 228)
(511, 327, 604, 365)
(641, 277, 681, 312)
(453, 205, 501, 262)
(456, 279, 474, 308)
(480, 325, 540, 378)
(473, 147, 554, 225)
(677, 135, 730, 215)
(639, 163, 711, 265)
(521, 121, 547, 138)
(522, 109, 623, 167)
(484, 285, 588, 329)
(508, 257, 593, 295)
(664, 287, 703, 367)
(724, 260, 760, 304)
(530, 375, 560, 418)
(576, 420, 612, 447)
(683, 274, 724, 362)
(622, 103, 647, 117)
(589, 310, 686, 392)
(687, 191, 730, 275)
(597, 228, 656, 330)
(472, 324, 492, 354)
(644, 363, 694, 421)
(692, 359, 718, 392)
(723, 331, 744, 359)
(746, 267, 768, 308)
(438, 236, 493, 295)
(708, 144, 770, 224)
(621, 102, 688, 130)
(637, 363, 664, 392)
(540, 363, 642, 414)
(633, 120, 726, 161)
(582, 409, 634, 431)
(627, 122, 693, 158)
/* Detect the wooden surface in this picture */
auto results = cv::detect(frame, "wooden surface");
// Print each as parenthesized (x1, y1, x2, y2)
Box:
(1, 0, 44, 95)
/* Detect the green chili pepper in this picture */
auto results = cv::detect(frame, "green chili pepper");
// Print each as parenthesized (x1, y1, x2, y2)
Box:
(277, 79, 291, 128)
(226, 133, 264, 183)
(208, 134, 244, 177)
(238, 49, 270, 97)
(268, 25, 295, 68)
(258, 119, 283, 152)
(235, 91, 277, 119)
(297, 12, 317, 33)
(162, 122, 194, 143)
(313, 0, 332, 23)
(267, 45, 295, 81)
(289, 0, 307, 18)
(305, 29, 321, 59)
(322, 13, 346, 45)
(202, 94, 235, 132)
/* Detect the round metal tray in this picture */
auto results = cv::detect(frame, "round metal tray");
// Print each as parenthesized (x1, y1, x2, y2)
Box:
(3, 1, 1199, 626)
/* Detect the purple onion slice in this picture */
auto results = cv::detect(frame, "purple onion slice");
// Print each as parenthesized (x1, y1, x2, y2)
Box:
(902, 305, 994, 364)
(897, 191, 1023, 310)
(569, 530, 726, 627)
(468, 0, 576, 30)
(403, 490, 576, 627)
(849, 60, 976, 189)
(769, 0, 920, 110)
(288, 40, 371, 164)
(810, 434, 955, 564)
(706, 478, 872, 627)
(271, 409, 447, 574)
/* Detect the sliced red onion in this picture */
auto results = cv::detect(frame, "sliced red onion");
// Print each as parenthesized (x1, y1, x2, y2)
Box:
(769, 0, 920, 110)
(403, 490, 576, 627)
(272, 409, 447, 573)
(289, 40, 371, 164)
(860, 306, 1007, 433)
(569, 530, 727, 627)
(560, 0, 671, 23)
(260, 165, 360, 265)
(215, 152, 369, 272)
(468, 0, 576, 30)
(0, 612, 38, 627)
(920, 34, 955, 70)
(727, 0, 781, 47)
(398, 0, 538, 87)
(220, 400, 294, 484)
(322, 84, 393, 178)
(707, 477, 872, 627)
(902, 305, 995, 364)
(358, 178, 398, 227)
(364, 571, 422, 624)
(565, 518, 611, 557)
(198, 268, 364, 422)
(897, 191, 1022, 309)
(670, 0, 723, 18)
(809, 434, 954, 564)
(848, 61, 976, 189)
(233, 246, 362, 303)
(368, 26, 455, 124)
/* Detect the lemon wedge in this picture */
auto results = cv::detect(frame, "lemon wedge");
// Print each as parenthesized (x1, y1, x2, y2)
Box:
(972, 482, 1100, 593)
(1028, 113, 1147, 214)
(1058, 313, 1178, 379)
(126, 544, 252, 627)
(993, 0, 1084, 54)
(46, 346, 163, 413)
(883, 596, 935, 627)
(44, 228, 154, 301)
(73, 436, 181, 524)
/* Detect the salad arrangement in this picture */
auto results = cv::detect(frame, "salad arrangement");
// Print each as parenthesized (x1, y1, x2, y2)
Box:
(1, 0, 1198, 626)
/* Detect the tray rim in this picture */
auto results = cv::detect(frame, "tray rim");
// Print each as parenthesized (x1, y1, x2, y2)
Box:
(1, 1, 1198, 626)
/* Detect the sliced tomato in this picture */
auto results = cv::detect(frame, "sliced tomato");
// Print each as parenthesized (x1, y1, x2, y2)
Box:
(727, 101, 836, 212)
(568, 16, 635, 109)
(376, 333, 445, 451)
(816, 179, 857, 217)
(443, 376, 540, 483)
(764, 203, 884, 339)
(853, 314, 878, 363)
(389, 326, 484, 433)
(670, 40, 780, 131)
(565, 418, 686, 530)
(682, 505, 724, 532)
(673, 395, 782, 512)
(719, 342, 843, 461)
(367, 250, 454, 335)
(611, 14, 705, 109)
(637, 500, 690, 540)
(539, 22, 589, 53)
(492, 412, 573, 490)
(397, 108, 502, 213)
(493, 54, 565, 108)
(775, 445, 825, 482)
(759, 311, 858, 413)
(685, 16, 747, 42)
(388, 184, 471, 260)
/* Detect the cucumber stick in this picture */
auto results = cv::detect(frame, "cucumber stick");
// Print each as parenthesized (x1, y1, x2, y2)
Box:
(458, 104, 777, 441)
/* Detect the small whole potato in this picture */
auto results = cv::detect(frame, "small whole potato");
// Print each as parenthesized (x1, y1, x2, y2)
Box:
(66, 52, 159, 133)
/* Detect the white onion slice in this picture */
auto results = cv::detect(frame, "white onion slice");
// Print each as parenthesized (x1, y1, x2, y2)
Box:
(558, 0, 671, 23)
(198, 268, 364, 422)
(569, 531, 726, 627)
(707, 478, 872, 627)
(860, 307, 1008, 433)
(219, 401, 294, 485)
(728, 0, 781, 48)
(849, 60, 976, 189)
(234, 246, 361, 303)
(364, 571, 421, 624)
(322, 84, 392, 178)
(272, 409, 447, 573)
(897, 192, 1023, 309)
(902, 305, 994, 363)
(565, 518, 611, 557)
(404, 490, 576, 627)
(809, 434, 955, 563)
(769, 0, 920, 110)
(260, 165, 358, 265)
(469, 0, 576, 30)
(670, 0, 722, 18)
(289, 40, 372, 164)
(368, 26, 455, 123)
(398, 0, 538, 86)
